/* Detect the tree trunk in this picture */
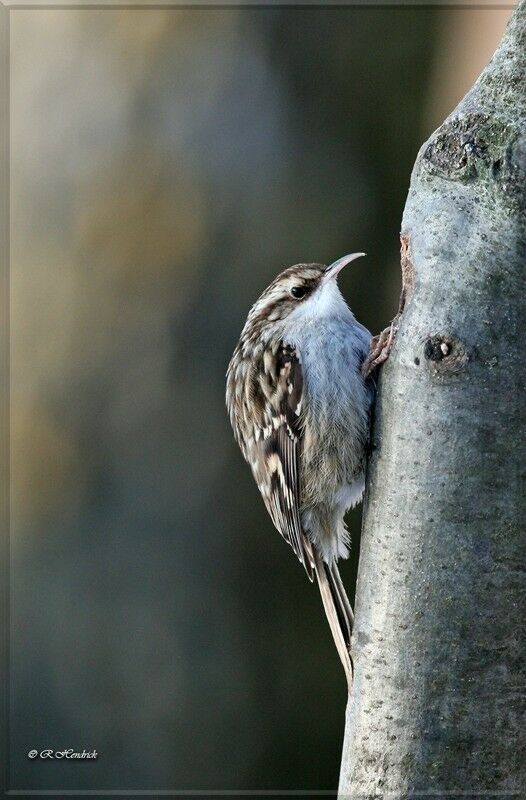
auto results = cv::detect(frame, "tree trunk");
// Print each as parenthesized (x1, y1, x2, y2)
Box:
(339, 2, 525, 797)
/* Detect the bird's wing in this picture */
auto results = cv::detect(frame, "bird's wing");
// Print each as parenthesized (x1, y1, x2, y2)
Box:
(229, 341, 314, 579)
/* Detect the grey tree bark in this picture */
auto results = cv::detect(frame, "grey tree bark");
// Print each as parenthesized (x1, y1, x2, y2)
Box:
(339, 3, 526, 797)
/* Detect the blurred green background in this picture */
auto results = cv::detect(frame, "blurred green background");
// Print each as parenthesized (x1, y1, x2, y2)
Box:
(7, 6, 509, 792)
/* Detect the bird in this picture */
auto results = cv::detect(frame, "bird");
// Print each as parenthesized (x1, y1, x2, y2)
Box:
(226, 253, 374, 689)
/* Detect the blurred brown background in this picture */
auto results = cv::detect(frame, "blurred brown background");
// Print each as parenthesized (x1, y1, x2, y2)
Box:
(8, 6, 510, 791)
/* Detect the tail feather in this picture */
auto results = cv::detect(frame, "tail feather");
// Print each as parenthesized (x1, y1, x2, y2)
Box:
(313, 551, 354, 691)
(328, 560, 354, 642)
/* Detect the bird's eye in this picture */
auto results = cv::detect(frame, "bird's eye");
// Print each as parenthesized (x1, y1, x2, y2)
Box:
(290, 285, 307, 299)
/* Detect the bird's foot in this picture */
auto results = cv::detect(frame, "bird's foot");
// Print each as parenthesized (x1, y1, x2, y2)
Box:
(361, 234, 415, 380)
(361, 316, 400, 379)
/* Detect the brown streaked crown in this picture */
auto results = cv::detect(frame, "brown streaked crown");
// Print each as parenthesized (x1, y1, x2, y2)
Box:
(241, 263, 326, 341)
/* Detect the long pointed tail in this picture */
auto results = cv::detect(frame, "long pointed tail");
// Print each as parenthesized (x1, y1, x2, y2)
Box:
(313, 550, 354, 691)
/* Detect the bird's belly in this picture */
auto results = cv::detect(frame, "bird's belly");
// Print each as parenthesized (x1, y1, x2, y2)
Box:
(301, 414, 365, 507)
(292, 324, 371, 508)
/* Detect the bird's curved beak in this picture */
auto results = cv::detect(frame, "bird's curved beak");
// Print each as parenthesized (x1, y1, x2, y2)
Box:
(322, 252, 365, 283)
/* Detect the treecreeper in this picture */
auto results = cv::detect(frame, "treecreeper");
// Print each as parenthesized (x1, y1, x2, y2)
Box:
(226, 253, 380, 689)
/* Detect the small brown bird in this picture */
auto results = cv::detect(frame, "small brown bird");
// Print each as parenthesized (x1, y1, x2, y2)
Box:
(226, 254, 374, 688)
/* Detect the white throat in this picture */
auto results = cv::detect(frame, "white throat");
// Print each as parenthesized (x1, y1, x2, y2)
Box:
(288, 280, 353, 326)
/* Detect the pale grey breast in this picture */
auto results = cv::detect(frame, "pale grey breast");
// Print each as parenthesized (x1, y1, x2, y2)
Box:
(288, 316, 372, 507)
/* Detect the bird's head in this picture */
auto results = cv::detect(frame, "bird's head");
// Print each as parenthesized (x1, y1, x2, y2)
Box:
(244, 253, 365, 339)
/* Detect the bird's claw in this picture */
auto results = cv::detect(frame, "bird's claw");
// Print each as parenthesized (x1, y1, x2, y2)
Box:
(361, 316, 400, 379)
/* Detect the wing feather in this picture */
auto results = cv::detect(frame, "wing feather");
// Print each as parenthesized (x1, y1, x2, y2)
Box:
(227, 340, 314, 579)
